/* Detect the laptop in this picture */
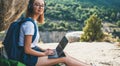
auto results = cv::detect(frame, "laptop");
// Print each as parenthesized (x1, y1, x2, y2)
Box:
(48, 36, 68, 59)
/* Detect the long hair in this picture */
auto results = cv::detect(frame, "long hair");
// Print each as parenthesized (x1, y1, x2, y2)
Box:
(26, 0, 44, 23)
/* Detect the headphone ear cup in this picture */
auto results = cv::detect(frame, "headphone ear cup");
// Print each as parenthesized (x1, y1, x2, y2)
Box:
(28, 4, 33, 13)
(28, 5, 31, 11)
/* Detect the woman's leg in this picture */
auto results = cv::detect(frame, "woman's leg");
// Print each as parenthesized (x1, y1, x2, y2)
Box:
(35, 55, 90, 66)
(64, 55, 90, 66)
(35, 56, 65, 66)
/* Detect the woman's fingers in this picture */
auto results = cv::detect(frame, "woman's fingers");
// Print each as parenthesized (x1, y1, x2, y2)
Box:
(47, 49, 55, 55)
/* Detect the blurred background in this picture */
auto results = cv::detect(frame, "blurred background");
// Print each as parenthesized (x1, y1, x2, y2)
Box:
(0, 0, 120, 43)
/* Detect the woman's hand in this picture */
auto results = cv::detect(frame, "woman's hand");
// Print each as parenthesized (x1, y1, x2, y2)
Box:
(44, 49, 55, 56)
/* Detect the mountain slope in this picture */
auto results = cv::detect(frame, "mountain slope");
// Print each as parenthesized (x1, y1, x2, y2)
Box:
(77, 0, 120, 9)
(46, 0, 120, 10)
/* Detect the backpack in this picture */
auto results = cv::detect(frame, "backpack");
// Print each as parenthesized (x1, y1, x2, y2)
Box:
(2, 17, 37, 60)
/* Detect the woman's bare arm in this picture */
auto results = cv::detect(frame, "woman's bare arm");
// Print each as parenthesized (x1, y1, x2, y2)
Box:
(24, 35, 49, 57)
(37, 46, 46, 52)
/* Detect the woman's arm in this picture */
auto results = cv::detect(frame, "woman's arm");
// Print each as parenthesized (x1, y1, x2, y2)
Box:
(37, 46, 54, 52)
(24, 35, 50, 57)
(37, 46, 46, 52)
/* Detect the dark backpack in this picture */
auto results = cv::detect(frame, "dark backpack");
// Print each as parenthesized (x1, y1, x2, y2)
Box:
(2, 17, 37, 60)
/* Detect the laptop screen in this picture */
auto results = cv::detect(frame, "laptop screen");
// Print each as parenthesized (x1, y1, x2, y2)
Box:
(56, 36, 68, 55)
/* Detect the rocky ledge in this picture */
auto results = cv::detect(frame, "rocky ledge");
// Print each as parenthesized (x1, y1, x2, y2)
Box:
(0, 0, 29, 31)
(39, 42, 120, 66)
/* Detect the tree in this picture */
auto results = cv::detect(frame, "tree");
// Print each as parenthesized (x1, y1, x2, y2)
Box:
(116, 20, 120, 27)
(80, 14, 103, 42)
(110, 12, 116, 21)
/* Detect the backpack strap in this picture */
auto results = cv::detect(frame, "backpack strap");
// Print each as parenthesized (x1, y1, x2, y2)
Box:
(20, 18, 37, 43)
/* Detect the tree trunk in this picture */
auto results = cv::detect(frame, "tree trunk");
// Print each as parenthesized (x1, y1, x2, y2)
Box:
(0, 0, 29, 31)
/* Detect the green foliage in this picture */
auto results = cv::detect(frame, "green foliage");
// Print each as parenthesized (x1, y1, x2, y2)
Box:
(116, 20, 120, 27)
(38, 20, 82, 31)
(0, 57, 26, 66)
(80, 14, 104, 41)
(42, 0, 120, 31)
(45, 0, 120, 22)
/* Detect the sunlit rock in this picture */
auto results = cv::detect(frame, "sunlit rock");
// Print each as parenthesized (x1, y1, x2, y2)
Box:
(0, 0, 29, 31)
(66, 31, 83, 43)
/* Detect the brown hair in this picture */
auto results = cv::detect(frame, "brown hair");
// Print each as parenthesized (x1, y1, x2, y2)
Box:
(26, 0, 44, 23)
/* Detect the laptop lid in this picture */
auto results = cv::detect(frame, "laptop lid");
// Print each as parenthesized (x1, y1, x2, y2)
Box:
(56, 36, 68, 56)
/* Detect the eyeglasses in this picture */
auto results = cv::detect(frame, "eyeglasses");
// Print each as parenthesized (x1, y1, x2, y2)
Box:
(34, 3, 45, 8)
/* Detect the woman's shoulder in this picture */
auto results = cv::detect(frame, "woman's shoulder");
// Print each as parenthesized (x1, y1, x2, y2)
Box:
(22, 21, 34, 27)
(20, 21, 35, 34)
(20, 21, 34, 31)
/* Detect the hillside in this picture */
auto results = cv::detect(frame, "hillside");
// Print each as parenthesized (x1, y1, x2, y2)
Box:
(45, 0, 120, 10)
(77, 0, 120, 9)
(38, 0, 120, 31)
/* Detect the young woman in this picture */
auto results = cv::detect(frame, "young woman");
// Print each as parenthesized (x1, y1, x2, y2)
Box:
(19, 0, 91, 66)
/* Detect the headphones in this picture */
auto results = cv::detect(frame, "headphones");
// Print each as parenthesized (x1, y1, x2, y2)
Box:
(28, 0, 46, 13)
(28, 0, 34, 13)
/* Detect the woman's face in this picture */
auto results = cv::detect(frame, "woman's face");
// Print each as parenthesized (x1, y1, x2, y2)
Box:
(33, 0, 44, 15)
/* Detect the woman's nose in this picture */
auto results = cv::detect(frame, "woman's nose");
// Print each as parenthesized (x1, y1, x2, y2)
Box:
(39, 5, 44, 9)
(39, 6, 42, 9)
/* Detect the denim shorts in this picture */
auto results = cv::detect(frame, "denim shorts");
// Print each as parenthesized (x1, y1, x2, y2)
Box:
(19, 46, 42, 66)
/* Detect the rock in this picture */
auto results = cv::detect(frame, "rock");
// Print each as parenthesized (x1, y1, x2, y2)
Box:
(0, 0, 29, 31)
(40, 42, 120, 66)
(66, 31, 83, 43)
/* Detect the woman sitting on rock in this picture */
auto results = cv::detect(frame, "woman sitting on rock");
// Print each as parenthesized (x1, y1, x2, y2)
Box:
(18, 0, 91, 66)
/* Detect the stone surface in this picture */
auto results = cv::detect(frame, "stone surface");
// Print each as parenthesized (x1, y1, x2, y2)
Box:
(38, 42, 120, 66)
(0, 0, 29, 31)
(0, 42, 3, 48)
(66, 31, 83, 43)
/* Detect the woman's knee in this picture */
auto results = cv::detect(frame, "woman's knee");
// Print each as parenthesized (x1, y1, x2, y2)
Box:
(61, 56, 71, 63)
